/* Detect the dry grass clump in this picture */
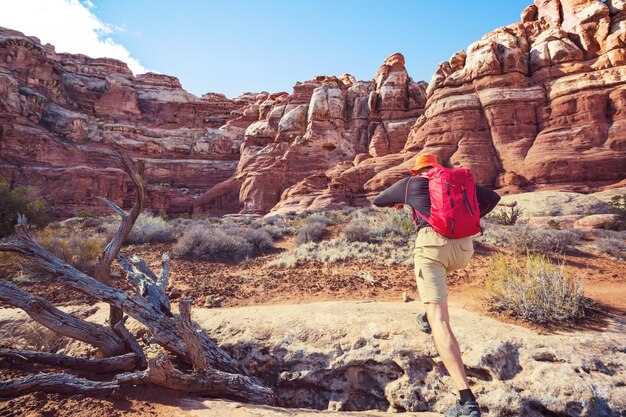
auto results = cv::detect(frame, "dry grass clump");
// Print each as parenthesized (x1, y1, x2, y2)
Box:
(595, 238, 625, 260)
(33, 228, 106, 274)
(477, 224, 584, 254)
(484, 254, 590, 323)
(269, 236, 414, 268)
(125, 214, 176, 244)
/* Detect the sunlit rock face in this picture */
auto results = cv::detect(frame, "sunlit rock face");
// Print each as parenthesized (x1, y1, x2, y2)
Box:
(194, 54, 427, 214)
(0, 28, 249, 216)
(2, 0, 625, 217)
(271, 0, 626, 214)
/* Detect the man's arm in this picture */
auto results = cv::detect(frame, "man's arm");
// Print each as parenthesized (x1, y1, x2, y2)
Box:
(372, 177, 410, 207)
(476, 185, 501, 218)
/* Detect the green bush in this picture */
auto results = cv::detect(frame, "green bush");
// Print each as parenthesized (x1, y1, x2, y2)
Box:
(488, 204, 523, 226)
(0, 177, 50, 237)
(605, 194, 626, 231)
(485, 254, 590, 323)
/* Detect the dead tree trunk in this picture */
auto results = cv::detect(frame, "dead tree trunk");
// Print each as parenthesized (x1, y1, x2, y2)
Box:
(0, 155, 277, 405)
(92, 153, 145, 329)
(0, 282, 127, 357)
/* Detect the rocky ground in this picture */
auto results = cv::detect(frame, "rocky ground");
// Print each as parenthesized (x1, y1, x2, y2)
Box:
(0, 201, 625, 416)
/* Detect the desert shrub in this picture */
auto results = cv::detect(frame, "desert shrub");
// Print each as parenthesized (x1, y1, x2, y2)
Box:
(595, 238, 625, 260)
(487, 203, 523, 226)
(370, 208, 415, 242)
(82, 217, 103, 228)
(0, 177, 50, 237)
(75, 209, 101, 219)
(240, 227, 275, 255)
(295, 221, 328, 245)
(477, 224, 582, 254)
(484, 254, 589, 323)
(342, 219, 376, 243)
(269, 236, 414, 268)
(173, 225, 253, 262)
(604, 194, 626, 231)
(34, 228, 106, 274)
(260, 224, 291, 239)
(125, 214, 176, 244)
(590, 229, 626, 240)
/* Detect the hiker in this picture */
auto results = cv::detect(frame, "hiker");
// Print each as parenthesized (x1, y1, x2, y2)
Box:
(372, 153, 500, 417)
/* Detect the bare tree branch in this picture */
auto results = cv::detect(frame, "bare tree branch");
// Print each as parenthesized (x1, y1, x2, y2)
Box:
(93, 152, 146, 328)
(0, 282, 126, 357)
(0, 373, 119, 396)
(0, 350, 136, 373)
(95, 196, 126, 217)
(116, 354, 277, 405)
(113, 317, 148, 370)
(178, 299, 209, 371)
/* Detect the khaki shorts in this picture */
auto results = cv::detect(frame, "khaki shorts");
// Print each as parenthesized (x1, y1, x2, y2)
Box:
(413, 227, 474, 303)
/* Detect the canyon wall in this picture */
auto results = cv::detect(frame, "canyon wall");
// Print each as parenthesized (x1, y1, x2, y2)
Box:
(1, 0, 625, 217)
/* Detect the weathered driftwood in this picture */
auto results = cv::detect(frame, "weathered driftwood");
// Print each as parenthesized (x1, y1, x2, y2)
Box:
(0, 350, 136, 373)
(0, 281, 127, 356)
(116, 354, 277, 405)
(1, 216, 249, 375)
(0, 373, 119, 396)
(0, 154, 278, 405)
(93, 153, 145, 328)
(113, 317, 148, 370)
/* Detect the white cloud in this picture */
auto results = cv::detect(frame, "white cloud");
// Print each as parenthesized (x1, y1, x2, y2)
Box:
(0, 0, 147, 75)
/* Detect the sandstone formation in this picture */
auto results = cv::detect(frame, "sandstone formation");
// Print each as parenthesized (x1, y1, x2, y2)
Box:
(268, 0, 626, 214)
(0, 28, 249, 216)
(1, 0, 626, 217)
(3, 302, 624, 415)
(194, 53, 427, 214)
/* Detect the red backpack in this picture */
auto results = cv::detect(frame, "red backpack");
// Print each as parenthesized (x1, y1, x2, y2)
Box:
(408, 166, 481, 239)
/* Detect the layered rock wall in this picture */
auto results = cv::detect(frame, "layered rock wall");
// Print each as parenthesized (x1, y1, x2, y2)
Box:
(0, 28, 249, 216)
(1, 0, 625, 217)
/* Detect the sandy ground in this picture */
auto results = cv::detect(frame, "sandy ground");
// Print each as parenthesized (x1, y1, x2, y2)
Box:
(0, 231, 624, 416)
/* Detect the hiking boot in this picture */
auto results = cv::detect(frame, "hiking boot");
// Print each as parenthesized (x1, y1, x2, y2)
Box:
(416, 313, 431, 334)
(444, 401, 481, 417)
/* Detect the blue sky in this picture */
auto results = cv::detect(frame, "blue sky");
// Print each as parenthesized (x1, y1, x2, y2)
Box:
(1, 0, 532, 98)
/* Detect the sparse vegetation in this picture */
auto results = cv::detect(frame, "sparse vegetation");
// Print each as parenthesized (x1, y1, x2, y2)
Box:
(484, 254, 590, 323)
(477, 224, 583, 254)
(488, 203, 523, 226)
(595, 238, 625, 260)
(33, 228, 106, 274)
(268, 236, 414, 268)
(125, 214, 176, 244)
(605, 194, 626, 231)
(0, 176, 50, 237)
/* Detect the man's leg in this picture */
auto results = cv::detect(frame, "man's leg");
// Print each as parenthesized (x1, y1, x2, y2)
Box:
(425, 301, 469, 391)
